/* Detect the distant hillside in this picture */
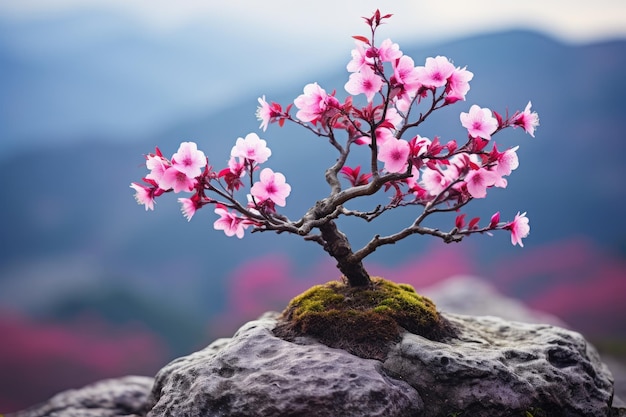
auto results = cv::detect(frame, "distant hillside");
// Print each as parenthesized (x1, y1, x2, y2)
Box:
(0, 10, 341, 154)
(1, 29, 624, 312)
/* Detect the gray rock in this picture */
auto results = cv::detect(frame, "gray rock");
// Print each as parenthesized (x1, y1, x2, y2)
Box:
(147, 311, 621, 417)
(147, 313, 421, 417)
(384, 313, 615, 416)
(6, 376, 153, 417)
(9, 281, 624, 416)
(422, 274, 626, 411)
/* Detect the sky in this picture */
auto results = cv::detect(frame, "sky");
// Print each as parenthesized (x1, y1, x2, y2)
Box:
(1, 0, 625, 153)
(1, 0, 626, 44)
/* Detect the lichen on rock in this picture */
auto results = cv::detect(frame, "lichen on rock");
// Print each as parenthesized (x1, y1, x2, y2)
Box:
(273, 277, 456, 360)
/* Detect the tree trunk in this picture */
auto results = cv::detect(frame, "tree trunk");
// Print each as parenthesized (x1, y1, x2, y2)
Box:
(319, 221, 371, 287)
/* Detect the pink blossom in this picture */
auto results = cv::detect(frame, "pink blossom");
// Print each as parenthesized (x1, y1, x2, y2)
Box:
(464, 168, 499, 198)
(159, 167, 196, 193)
(460, 105, 498, 140)
(358, 108, 401, 146)
(378, 138, 410, 173)
(392, 55, 421, 98)
(214, 206, 248, 239)
(494, 176, 508, 189)
(216, 156, 245, 191)
(489, 212, 501, 228)
(393, 94, 413, 114)
(445, 66, 473, 103)
(250, 168, 291, 207)
(377, 38, 402, 62)
(506, 211, 530, 247)
(145, 154, 169, 184)
(228, 156, 246, 176)
(356, 126, 395, 146)
(415, 56, 455, 88)
(344, 65, 383, 103)
(409, 135, 431, 158)
(178, 197, 200, 221)
(256, 96, 272, 131)
(256, 96, 285, 131)
(513, 101, 540, 137)
(231, 133, 271, 164)
(130, 183, 156, 211)
(375, 126, 396, 146)
(385, 107, 403, 128)
(422, 168, 451, 196)
(294, 83, 340, 123)
(346, 41, 370, 73)
(495, 146, 519, 177)
(421, 156, 466, 196)
(171, 142, 206, 179)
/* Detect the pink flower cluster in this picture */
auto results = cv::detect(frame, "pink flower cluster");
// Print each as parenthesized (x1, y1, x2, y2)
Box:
(254, 14, 538, 246)
(131, 133, 290, 238)
(132, 9, 539, 251)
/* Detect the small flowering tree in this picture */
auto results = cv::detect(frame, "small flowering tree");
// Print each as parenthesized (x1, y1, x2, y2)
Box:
(131, 10, 538, 289)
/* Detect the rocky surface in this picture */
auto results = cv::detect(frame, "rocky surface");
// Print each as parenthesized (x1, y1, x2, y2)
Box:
(425, 275, 626, 412)
(385, 313, 614, 416)
(7, 277, 625, 416)
(145, 311, 621, 417)
(6, 376, 153, 417)
(147, 312, 421, 417)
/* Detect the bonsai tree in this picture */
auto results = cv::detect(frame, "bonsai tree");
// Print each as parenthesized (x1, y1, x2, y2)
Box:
(130, 10, 538, 290)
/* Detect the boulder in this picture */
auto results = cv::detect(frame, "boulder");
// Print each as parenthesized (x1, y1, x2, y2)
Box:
(8, 277, 625, 416)
(6, 376, 153, 417)
(384, 313, 614, 416)
(147, 312, 421, 417)
(147, 311, 621, 417)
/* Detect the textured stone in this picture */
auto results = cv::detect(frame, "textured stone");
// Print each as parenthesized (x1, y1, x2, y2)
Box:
(146, 310, 621, 417)
(423, 275, 626, 414)
(147, 312, 421, 417)
(9, 279, 624, 416)
(384, 313, 615, 416)
(7, 376, 153, 417)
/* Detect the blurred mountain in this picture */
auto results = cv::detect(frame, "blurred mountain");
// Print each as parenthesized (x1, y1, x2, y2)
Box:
(1, 24, 625, 321)
(1, 16, 625, 411)
(0, 10, 336, 154)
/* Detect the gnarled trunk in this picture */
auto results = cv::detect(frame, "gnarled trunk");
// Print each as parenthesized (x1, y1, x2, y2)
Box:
(319, 221, 371, 287)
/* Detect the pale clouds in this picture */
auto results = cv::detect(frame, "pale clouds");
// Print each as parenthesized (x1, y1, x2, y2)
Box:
(1, 0, 625, 44)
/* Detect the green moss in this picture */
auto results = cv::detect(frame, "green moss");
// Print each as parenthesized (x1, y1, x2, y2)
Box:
(274, 277, 454, 360)
(398, 283, 416, 292)
(289, 284, 345, 319)
(372, 305, 392, 314)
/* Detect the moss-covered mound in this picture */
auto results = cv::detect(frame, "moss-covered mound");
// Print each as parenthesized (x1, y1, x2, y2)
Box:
(273, 277, 455, 360)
